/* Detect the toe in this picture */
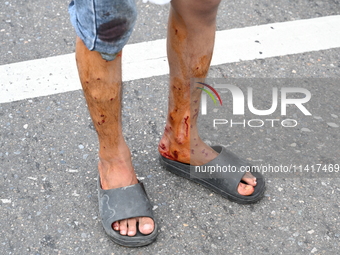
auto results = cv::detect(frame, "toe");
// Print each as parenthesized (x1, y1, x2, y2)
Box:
(119, 219, 128, 235)
(238, 182, 255, 196)
(112, 221, 120, 231)
(127, 218, 137, 236)
(241, 171, 257, 186)
(138, 217, 155, 235)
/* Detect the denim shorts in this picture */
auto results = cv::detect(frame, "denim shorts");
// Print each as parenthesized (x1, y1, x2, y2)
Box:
(69, 0, 138, 61)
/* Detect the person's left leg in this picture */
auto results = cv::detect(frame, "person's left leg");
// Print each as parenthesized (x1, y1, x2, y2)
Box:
(159, 0, 257, 195)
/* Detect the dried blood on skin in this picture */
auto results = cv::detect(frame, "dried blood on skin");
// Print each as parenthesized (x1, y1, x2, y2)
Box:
(173, 150, 179, 159)
(192, 55, 211, 78)
(161, 151, 176, 160)
(184, 116, 189, 137)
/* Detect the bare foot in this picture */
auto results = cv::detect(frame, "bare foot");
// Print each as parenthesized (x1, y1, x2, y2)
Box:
(98, 145, 154, 236)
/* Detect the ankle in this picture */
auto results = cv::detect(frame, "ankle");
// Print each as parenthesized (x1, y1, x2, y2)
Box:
(158, 130, 190, 162)
(98, 158, 137, 190)
(98, 142, 131, 162)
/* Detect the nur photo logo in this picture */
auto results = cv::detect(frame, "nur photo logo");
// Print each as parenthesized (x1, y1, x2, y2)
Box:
(196, 82, 223, 107)
(198, 79, 313, 128)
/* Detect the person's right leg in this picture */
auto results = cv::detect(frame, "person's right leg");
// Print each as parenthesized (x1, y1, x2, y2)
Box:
(70, 0, 155, 237)
(75, 38, 154, 237)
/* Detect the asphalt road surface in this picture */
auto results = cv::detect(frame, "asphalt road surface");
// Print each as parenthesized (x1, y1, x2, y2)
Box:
(1, 1, 340, 254)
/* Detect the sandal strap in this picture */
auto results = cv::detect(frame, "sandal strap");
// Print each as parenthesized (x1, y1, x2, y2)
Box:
(98, 178, 154, 228)
(190, 146, 251, 193)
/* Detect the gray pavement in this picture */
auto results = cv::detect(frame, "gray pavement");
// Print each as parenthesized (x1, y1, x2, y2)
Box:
(1, 1, 340, 255)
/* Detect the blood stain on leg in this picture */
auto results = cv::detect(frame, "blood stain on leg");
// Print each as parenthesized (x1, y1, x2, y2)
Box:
(192, 55, 211, 78)
(159, 143, 166, 150)
(162, 152, 175, 160)
(184, 116, 189, 137)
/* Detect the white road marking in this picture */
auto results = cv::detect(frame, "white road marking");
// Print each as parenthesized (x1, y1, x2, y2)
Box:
(1, 15, 340, 104)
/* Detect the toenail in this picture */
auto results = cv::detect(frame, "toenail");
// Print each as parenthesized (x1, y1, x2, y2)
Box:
(143, 224, 153, 231)
(120, 230, 126, 235)
(128, 231, 135, 236)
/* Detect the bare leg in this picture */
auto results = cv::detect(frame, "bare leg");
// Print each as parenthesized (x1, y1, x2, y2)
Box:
(158, 0, 256, 195)
(75, 37, 154, 236)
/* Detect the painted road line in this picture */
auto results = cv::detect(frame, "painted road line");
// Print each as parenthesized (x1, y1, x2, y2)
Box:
(1, 15, 340, 104)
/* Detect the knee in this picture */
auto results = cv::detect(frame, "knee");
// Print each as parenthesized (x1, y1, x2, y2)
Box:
(196, 0, 221, 10)
(172, 0, 221, 24)
(97, 8, 137, 44)
(96, 1, 138, 61)
(192, 0, 221, 16)
(98, 18, 133, 44)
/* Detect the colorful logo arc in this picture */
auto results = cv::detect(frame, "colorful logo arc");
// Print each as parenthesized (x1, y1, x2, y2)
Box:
(196, 82, 223, 106)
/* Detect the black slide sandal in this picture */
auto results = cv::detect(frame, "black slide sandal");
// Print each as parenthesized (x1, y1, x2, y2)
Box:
(97, 177, 158, 247)
(159, 145, 266, 204)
